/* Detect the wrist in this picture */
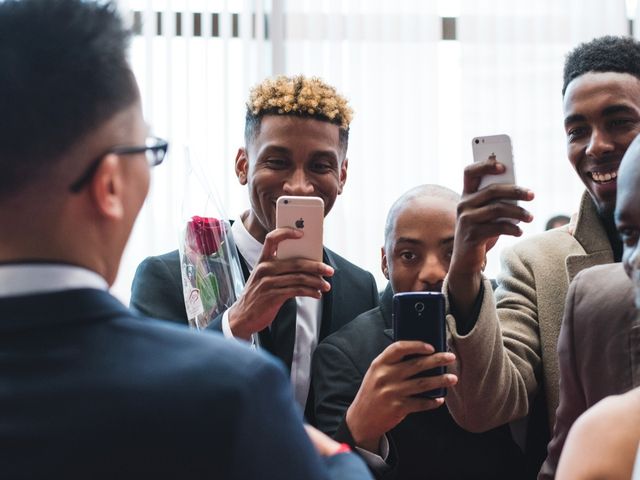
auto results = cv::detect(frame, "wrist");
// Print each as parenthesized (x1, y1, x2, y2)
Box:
(447, 269, 482, 320)
(227, 306, 252, 340)
(346, 406, 381, 454)
(447, 264, 482, 295)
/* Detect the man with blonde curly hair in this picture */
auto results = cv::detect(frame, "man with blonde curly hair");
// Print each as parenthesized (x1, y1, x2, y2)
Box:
(131, 75, 379, 422)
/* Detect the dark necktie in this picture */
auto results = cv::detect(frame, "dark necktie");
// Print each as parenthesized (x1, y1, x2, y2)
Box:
(268, 297, 297, 369)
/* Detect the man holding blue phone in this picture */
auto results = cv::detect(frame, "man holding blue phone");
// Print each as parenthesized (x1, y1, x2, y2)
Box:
(312, 185, 526, 479)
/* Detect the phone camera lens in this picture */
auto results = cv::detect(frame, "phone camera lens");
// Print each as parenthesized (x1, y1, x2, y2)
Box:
(474, 138, 480, 144)
(415, 302, 425, 313)
(284, 199, 289, 204)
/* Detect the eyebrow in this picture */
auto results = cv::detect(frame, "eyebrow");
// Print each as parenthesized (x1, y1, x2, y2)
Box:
(564, 104, 638, 127)
(395, 237, 423, 246)
(259, 145, 291, 156)
(440, 236, 455, 245)
(395, 235, 455, 246)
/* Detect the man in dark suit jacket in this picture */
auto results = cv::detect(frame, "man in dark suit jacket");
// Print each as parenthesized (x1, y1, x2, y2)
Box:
(540, 135, 640, 479)
(130, 75, 379, 420)
(0, 2, 372, 478)
(313, 185, 526, 479)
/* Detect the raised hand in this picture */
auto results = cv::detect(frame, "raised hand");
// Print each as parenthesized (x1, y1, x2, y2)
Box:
(227, 227, 334, 340)
(345, 341, 458, 454)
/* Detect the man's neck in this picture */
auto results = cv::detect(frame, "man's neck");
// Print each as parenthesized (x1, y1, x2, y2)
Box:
(241, 210, 268, 244)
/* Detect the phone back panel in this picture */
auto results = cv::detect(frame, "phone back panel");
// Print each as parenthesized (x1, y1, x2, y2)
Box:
(275, 196, 324, 261)
(392, 292, 447, 398)
(472, 134, 515, 191)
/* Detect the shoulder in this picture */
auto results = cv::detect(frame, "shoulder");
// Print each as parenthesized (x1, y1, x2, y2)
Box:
(316, 307, 387, 364)
(135, 250, 180, 274)
(569, 263, 634, 316)
(572, 262, 629, 288)
(117, 313, 289, 396)
(505, 228, 579, 262)
(322, 307, 385, 346)
(324, 247, 375, 282)
(558, 390, 640, 479)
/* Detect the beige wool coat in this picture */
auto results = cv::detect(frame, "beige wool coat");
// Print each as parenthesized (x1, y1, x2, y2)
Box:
(444, 191, 614, 434)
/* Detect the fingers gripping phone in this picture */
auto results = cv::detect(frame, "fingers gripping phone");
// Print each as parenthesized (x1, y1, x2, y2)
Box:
(275, 196, 324, 262)
(392, 292, 447, 398)
(472, 134, 516, 199)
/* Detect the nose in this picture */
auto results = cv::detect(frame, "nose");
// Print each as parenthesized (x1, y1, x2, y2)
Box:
(585, 128, 615, 159)
(282, 168, 315, 196)
(417, 253, 447, 291)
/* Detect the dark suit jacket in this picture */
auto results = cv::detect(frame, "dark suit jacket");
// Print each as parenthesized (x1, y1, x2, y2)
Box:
(313, 286, 526, 480)
(0, 288, 372, 480)
(539, 263, 640, 479)
(131, 248, 379, 338)
(130, 247, 379, 424)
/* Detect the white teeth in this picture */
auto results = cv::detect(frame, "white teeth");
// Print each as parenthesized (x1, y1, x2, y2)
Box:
(591, 169, 618, 183)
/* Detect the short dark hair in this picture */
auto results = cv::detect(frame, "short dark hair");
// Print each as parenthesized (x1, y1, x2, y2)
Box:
(563, 35, 640, 95)
(0, 0, 137, 198)
(244, 75, 351, 156)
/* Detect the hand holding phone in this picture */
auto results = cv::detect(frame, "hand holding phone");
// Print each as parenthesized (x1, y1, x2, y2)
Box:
(275, 196, 324, 262)
(392, 292, 447, 398)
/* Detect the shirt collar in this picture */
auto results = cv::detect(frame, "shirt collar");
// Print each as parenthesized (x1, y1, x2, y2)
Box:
(231, 216, 264, 270)
(0, 263, 108, 298)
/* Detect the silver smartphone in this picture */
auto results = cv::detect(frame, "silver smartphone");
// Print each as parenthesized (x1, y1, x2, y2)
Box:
(472, 134, 516, 193)
(275, 196, 324, 262)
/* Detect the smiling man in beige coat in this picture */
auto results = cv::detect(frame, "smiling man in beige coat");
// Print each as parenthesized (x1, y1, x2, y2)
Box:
(444, 35, 640, 476)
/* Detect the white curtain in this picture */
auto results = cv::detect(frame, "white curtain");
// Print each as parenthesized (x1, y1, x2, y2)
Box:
(112, 0, 630, 301)
(113, 0, 274, 301)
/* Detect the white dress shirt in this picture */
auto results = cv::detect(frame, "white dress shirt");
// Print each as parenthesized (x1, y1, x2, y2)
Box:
(221, 217, 322, 409)
(0, 263, 108, 297)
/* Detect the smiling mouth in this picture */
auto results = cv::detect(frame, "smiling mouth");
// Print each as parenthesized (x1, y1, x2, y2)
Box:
(588, 169, 618, 184)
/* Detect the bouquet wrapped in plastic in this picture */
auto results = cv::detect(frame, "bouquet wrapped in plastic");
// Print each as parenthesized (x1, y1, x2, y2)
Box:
(177, 153, 245, 330)
(179, 216, 244, 329)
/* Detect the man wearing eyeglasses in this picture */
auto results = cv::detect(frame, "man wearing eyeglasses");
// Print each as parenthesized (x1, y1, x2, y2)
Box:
(0, 1, 372, 478)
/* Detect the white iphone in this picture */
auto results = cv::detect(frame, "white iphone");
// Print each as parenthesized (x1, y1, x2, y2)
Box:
(472, 134, 516, 192)
(275, 196, 324, 262)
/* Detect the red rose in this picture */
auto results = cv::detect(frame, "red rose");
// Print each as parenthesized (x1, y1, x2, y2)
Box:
(187, 216, 224, 255)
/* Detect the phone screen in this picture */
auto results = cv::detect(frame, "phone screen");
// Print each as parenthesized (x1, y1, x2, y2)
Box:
(392, 292, 447, 398)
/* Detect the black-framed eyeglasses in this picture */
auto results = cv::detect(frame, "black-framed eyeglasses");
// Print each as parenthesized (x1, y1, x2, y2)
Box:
(69, 136, 168, 193)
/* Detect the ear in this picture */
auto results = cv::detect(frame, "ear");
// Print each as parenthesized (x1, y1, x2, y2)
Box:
(89, 153, 124, 220)
(381, 246, 389, 279)
(235, 148, 249, 186)
(337, 157, 348, 195)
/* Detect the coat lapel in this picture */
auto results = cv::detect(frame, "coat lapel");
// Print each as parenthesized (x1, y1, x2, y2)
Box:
(319, 248, 337, 342)
(379, 284, 394, 340)
(565, 192, 614, 283)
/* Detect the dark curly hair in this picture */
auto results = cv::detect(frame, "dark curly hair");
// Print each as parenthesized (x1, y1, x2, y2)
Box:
(563, 35, 640, 95)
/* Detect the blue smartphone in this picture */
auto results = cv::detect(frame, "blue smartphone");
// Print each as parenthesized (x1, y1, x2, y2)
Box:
(392, 292, 447, 398)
